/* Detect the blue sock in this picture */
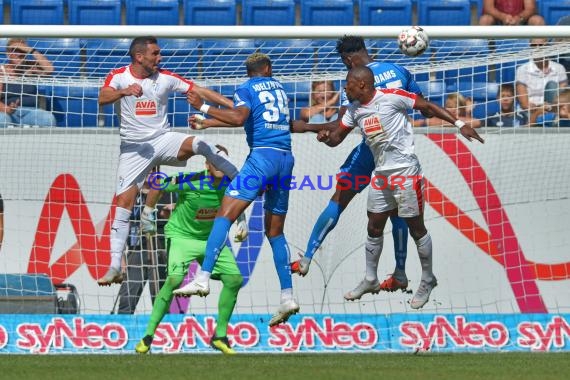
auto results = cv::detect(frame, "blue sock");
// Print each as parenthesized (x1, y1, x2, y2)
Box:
(269, 234, 292, 290)
(305, 200, 342, 259)
(390, 215, 408, 272)
(201, 217, 232, 273)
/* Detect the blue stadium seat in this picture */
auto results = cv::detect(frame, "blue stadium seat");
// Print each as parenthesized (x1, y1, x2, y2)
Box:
(368, 39, 430, 82)
(301, 0, 354, 26)
(255, 39, 315, 76)
(11, 0, 64, 25)
(492, 39, 529, 83)
(201, 39, 256, 78)
(27, 39, 82, 77)
(418, 0, 471, 26)
(49, 86, 101, 128)
(472, 100, 499, 120)
(183, 0, 237, 25)
(282, 81, 311, 120)
(158, 38, 200, 79)
(69, 0, 122, 25)
(243, 0, 295, 25)
(125, 0, 179, 26)
(83, 38, 132, 78)
(431, 39, 490, 86)
(359, 0, 412, 26)
(417, 81, 446, 107)
(314, 40, 346, 72)
(540, 0, 570, 25)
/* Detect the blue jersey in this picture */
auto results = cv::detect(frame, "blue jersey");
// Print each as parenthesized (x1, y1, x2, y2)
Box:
(341, 61, 422, 106)
(234, 76, 291, 150)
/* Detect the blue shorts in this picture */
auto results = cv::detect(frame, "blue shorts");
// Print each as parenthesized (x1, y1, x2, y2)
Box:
(225, 148, 294, 215)
(337, 140, 375, 193)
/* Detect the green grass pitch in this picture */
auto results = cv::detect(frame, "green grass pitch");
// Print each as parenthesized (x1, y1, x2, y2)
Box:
(2, 353, 570, 380)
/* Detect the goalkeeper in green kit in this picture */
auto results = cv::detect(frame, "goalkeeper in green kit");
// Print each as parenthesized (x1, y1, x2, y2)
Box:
(135, 146, 247, 355)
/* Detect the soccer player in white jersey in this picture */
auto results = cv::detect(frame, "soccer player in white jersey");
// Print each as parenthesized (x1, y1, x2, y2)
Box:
(318, 66, 484, 309)
(97, 36, 239, 286)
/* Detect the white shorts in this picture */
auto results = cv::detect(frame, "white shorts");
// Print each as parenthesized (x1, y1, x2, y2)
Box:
(366, 164, 424, 217)
(116, 131, 190, 195)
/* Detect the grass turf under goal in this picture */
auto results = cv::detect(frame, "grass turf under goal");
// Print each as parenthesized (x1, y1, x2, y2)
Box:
(2, 352, 569, 380)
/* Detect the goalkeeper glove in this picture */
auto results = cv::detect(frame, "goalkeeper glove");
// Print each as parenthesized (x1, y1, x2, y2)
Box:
(234, 213, 249, 242)
(141, 205, 157, 236)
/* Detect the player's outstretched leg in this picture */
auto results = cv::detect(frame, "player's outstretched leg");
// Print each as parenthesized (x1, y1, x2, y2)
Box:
(344, 235, 384, 301)
(269, 234, 299, 326)
(410, 233, 437, 309)
(380, 216, 410, 292)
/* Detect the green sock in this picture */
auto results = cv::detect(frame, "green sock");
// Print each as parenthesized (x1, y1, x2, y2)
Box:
(215, 274, 243, 338)
(144, 274, 184, 338)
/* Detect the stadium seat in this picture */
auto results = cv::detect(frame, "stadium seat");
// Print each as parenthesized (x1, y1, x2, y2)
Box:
(368, 39, 430, 82)
(10, 0, 64, 25)
(125, 0, 179, 26)
(49, 86, 101, 128)
(417, 81, 446, 107)
(158, 38, 200, 79)
(431, 39, 490, 86)
(472, 100, 499, 120)
(314, 40, 346, 72)
(491, 39, 529, 83)
(83, 38, 133, 78)
(301, 0, 354, 26)
(255, 39, 315, 76)
(27, 39, 82, 77)
(68, 0, 122, 25)
(446, 81, 499, 103)
(243, 0, 295, 25)
(282, 81, 311, 120)
(201, 39, 256, 78)
(418, 0, 471, 26)
(183, 0, 237, 25)
(359, 0, 412, 26)
(540, 0, 570, 25)
(536, 112, 557, 127)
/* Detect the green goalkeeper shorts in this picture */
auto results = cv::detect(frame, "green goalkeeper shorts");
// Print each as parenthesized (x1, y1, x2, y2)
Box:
(165, 237, 241, 279)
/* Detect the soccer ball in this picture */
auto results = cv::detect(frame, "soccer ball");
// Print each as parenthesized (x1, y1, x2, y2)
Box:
(398, 26, 429, 57)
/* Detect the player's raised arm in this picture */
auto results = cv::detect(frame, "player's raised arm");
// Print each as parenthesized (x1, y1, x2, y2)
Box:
(414, 95, 485, 144)
(291, 105, 348, 133)
(188, 89, 249, 127)
(192, 85, 234, 108)
(98, 83, 143, 105)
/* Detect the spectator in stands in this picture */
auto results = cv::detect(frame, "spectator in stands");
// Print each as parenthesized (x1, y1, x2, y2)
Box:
(485, 83, 528, 127)
(300, 80, 340, 123)
(0, 38, 56, 128)
(0, 192, 4, 252)
(116, 179, 170, 314)
(515, 38, 568, 125)
(554, 89, 570, 127)
(479, 0, 545, 26)
(421, 93, 481, 128)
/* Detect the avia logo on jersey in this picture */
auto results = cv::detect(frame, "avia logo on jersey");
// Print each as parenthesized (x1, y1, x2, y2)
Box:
(268, 317, 377, 352)
(399, 316, 509, 351)
(195, 208, 218, 220)
(362, 115, 383, 136)
(16, 318, 127, 353)
(135, 99, 157, 116)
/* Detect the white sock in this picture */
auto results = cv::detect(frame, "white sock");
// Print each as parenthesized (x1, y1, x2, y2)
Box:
(110, 207, 131, 270)
(365, 235, 383, 282)
(192, 137, 239, 179)
(415, 232, 434, 282)
(280, 288, 293, 302)
(196, 271, 212, 283)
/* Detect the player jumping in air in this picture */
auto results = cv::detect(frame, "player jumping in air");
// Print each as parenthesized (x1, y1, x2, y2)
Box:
(318, 65, 484, 308)
(97, 36, 239, 286)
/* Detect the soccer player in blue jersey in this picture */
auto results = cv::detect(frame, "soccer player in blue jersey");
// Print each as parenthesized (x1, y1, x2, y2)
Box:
(175, 53, 299, 326)
(292, 36, 480, 301)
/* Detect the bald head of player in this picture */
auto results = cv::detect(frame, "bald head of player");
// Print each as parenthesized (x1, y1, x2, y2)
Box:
(344, 65, 376, 104)
(245, 53, 272, 78)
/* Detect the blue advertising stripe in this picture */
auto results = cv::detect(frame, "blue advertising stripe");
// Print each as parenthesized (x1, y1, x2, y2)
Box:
(0, 314, 568, 354)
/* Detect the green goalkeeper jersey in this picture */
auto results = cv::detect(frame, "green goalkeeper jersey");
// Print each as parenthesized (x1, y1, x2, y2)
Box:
(161, 170, 226, 240)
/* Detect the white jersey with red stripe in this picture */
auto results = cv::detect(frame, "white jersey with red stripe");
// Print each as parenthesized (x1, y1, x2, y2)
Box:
(340, 88, 419, 171)
(103, 65, 193, 142)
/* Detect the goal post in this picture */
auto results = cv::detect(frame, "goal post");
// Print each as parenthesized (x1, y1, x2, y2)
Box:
(0, 26, 570, 353)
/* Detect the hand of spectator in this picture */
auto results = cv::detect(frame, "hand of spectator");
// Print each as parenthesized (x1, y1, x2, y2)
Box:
(5, 100, 19, 115)
(9, 40, 33, 54)
(504, 14, 518, 25)
(326, 91, 340, 107)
